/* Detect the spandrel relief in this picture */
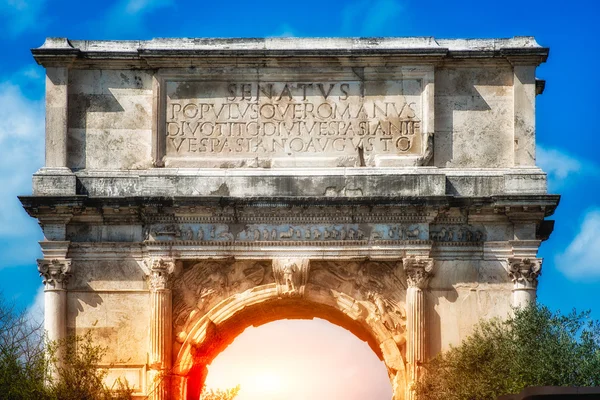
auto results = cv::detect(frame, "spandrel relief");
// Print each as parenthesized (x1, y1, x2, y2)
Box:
(309, 260, 407, 345)
(172, 260, 272, 338)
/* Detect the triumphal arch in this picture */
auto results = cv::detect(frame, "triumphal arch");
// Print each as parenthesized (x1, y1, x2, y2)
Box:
(22, 37, 559, 399)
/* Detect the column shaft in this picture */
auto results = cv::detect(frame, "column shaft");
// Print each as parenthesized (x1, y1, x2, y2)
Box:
(147, 258, 176, 400)
(37, 258, 71, 381)
(403, 257, 433, 400)
(44, 288, 67, 345)
(406, 286, 424, 391)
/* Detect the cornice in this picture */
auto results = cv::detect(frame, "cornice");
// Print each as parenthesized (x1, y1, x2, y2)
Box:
(31, 36, 549, 69)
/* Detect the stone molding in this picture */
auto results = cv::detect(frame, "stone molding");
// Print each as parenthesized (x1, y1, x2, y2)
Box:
(403, 257, 434, 289)
(146, 258, 176, 291)
(272, 258, 311, 297)
(507, 258, 542, 289)
(37, 259, 72, 289)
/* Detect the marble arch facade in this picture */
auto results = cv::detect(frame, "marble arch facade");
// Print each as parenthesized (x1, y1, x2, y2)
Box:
(21, 37, 559, 400)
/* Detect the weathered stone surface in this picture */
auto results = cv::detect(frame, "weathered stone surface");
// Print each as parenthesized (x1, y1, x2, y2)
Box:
(22, 36, 559, 400)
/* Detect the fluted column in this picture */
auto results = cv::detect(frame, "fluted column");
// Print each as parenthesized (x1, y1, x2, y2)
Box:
(403, 257, 433, 400)
(507, 258, 542, 308)
(147, 258, 175, 400)
(37, 258, 71, 378)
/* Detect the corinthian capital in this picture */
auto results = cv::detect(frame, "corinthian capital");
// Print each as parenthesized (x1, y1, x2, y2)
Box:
(145, 258, 176, 291)
(37, 259, 72, 289)
(507, 258, 542, 288)
(403, 257, 434, 289)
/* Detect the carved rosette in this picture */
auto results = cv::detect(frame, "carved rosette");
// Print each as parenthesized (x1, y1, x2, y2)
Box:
(272, 258, 310, 297)
(37, 259, 72, 289)
(146, 258, 176, 291)
(403, 257, 434, 289)
(507, 258, 542, 289)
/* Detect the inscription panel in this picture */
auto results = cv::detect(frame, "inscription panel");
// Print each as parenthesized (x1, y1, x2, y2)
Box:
(157, 68, 434, 168)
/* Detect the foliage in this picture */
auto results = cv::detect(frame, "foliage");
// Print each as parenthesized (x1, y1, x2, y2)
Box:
(0, 295, 49, 399)
(416, 303, 600, 400)
(48, 332, 133, 400)
(0, 293, 132, 400)
(200, 385, 241, 400)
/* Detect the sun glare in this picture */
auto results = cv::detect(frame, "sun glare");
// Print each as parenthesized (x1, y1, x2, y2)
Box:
(246, 369, 287, 396)
(203, 319, 393, 400)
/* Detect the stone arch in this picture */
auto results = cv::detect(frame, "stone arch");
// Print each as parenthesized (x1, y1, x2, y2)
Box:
(171, 278, 408, 400)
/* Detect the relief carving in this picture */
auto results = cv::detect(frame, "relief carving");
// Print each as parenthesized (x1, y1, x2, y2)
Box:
(147, 222, 424, 243)
(171, 260, 271, 339)
(429, 225, 485, 242)
(367, 291, 406, 346)
(272, 258, 310, 297)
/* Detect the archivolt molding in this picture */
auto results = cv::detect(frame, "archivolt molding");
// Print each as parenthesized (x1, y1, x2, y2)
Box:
(170, 259, 411, 399)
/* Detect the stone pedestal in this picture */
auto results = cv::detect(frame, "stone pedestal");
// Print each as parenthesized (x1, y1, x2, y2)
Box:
(147, 258, 176, 400)
(37, 258, 71, 378)
(507, 258, 542, 308)
(403, 257, 433, 400)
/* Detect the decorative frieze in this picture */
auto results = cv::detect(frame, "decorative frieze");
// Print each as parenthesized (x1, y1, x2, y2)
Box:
(429, 225, 485, 242)
(145, 223, 425, 243)
(37, 259, 72, 289)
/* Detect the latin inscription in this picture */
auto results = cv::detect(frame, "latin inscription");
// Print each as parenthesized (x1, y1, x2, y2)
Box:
(165, 80, 424, 159)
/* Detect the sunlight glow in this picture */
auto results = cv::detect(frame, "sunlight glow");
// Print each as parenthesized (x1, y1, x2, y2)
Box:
(203, 319, 392, 400)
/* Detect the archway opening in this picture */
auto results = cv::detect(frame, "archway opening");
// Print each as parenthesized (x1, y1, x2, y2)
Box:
(203, 318, 393, 400)
(173, 289, 404, 400)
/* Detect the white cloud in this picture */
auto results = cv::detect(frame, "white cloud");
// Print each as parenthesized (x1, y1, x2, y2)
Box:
(0, 0, 47, 36)
(97, 0, 173, 37)
(537, 145, 597, 191)
(270, 24, 296, 38)
(555, 209, 600, 280)
(25, 285, 45, 328)
(0, 80, 45, 267)
(341, 0, 406, 37)
(123, 0, 172, 15)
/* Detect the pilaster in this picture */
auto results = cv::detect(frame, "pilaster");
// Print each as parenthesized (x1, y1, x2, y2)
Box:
(45, 66, 69, 168)
(403, 257, 433, 400)
(146, 258, 176, 400)
(37, 239, 71, 379)
(513, 64, 537, 166)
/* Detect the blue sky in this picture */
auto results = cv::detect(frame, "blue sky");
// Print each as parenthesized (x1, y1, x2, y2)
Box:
(0, 0, 599, 325)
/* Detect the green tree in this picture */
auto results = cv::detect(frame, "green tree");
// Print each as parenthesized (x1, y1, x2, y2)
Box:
(0, 295, 49, 399)
(416, 304, 600, 400)
(48, 332, 133, 400)
(0, 293, 132, 400)
(199, 385, 241, 400)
